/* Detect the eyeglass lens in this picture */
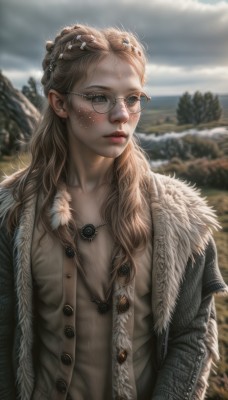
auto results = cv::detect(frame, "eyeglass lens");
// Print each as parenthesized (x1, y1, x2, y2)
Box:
(91, 94, 148, 114)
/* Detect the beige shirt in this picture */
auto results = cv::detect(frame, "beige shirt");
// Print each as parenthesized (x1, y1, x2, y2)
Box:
(31, 190, 155, 400)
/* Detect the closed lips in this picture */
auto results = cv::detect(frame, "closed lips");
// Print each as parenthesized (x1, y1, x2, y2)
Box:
(105, 132, 127, 137)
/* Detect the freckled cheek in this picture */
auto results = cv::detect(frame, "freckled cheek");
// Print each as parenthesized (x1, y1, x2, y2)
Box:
(75, 108, 106, 128)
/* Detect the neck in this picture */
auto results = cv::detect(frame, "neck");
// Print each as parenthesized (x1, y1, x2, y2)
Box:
(67, 153, 114, 192)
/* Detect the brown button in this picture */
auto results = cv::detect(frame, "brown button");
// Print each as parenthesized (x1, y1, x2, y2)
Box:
(61, 352, 73, 366)
(117, 349, 128, 364)
(118, 264, 130, 277)
(65, 247, 75, 258)
(63, 304, 74, 316)
(56, 378, 67, 393)
(117, 295, 130, 314)
(64, 325, 75, 339)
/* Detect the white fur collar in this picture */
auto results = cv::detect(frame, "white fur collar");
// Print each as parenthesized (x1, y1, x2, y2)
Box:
(149, 173, 220, 332)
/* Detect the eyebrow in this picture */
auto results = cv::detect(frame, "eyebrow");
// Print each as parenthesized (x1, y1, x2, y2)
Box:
(84, 85, 142, 91)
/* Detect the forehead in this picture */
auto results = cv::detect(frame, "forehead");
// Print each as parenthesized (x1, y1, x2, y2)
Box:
(75, 54, 143, 91)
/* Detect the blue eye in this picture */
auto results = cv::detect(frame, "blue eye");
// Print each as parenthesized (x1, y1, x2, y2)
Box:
(126, 95, 140, 106)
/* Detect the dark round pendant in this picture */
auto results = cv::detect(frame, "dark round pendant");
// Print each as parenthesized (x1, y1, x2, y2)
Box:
(80, 224, 97, 241)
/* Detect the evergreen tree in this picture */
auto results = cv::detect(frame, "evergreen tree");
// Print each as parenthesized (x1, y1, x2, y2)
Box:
(203, 92, 214, 122)
(176, 92, 193, 124)
(192, 91, 205, 124)
(176, 91, 222, 125)
(212, 95, 222, 121)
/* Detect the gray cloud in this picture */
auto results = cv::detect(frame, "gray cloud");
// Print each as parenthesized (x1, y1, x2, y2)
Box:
(1, 0, 228, 93)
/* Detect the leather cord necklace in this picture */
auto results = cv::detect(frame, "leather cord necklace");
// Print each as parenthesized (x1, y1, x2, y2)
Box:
(77, 221, 112, 314)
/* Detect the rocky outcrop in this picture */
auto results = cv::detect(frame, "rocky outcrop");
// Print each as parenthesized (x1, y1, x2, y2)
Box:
(0, 71, 41, 155)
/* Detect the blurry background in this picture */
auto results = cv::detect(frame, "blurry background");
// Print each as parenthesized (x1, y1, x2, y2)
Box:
(0, 0, 227, 398)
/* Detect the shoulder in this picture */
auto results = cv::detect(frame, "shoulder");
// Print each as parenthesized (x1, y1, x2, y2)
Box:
(149, 171, 220, 255)
(150, 171, 215, 212)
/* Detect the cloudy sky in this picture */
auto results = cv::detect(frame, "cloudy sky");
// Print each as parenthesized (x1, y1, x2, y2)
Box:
(1, 0, 228, 96)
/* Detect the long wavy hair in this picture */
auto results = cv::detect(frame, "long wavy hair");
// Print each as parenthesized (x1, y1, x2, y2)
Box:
(2, 24, 152, 279)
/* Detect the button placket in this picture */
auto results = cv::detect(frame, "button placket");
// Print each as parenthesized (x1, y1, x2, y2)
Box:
(63, 304, 74, 316)
(113, 267, 136, 400)
(57, 244, 77, 395)
(64, 325, 75, 339)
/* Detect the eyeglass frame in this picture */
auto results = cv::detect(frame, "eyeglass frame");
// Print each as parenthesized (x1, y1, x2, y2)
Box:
(65, 91, 151, 114)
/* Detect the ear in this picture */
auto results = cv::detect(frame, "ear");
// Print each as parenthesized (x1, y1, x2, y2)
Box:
(48, 89, 68, 118)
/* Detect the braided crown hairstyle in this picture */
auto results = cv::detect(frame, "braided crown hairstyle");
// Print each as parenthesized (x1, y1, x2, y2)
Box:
(41, 24, 146, 96)
(3, 24, 151, 279)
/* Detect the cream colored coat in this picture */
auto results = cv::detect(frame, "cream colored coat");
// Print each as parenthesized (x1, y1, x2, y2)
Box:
(0, 171, 227, 400)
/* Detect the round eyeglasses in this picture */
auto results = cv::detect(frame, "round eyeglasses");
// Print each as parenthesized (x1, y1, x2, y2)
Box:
(66, 92, 151, 114)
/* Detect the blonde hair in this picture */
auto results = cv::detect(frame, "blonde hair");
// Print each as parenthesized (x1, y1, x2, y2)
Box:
(2, 24, 152, 278)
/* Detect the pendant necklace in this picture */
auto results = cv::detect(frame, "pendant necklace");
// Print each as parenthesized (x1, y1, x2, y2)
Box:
(79, 223, 107, 242)
(77, 220, 112, 314)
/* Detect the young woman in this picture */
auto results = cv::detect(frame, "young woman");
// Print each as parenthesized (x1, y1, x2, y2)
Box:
(0, 24, 227, 400)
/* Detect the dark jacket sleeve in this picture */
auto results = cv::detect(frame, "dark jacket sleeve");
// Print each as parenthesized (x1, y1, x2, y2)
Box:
(0, 221, 16, 399)
(152, 237, 227, 400)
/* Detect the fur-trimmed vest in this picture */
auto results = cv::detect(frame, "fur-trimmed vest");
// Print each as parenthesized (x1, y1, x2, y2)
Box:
(0, 171, 227, 400)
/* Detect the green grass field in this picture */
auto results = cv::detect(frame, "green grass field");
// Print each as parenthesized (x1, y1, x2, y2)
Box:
(137, 109, 228, 135)
(137, 94, 228, 135)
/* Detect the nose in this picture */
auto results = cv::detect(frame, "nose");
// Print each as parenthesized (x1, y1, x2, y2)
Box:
(108, 99, 130, 124)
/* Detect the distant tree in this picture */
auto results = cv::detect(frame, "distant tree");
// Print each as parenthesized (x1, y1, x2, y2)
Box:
(22, 77, 44, 111)
(177, 91, 222, 125)
(176, 92, 193, 124)
(203, 92, 215, 122)
(192, 91, 205, 124)
(212, 95, 222, 121)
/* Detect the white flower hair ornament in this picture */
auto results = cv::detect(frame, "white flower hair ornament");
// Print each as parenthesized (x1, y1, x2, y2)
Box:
(122, 38, 141, 56)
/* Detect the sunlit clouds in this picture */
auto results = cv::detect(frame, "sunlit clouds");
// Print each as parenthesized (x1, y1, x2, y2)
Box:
(1, 0, 228, 95)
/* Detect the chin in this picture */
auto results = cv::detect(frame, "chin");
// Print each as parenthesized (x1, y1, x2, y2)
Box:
(101, 147, 127, 159)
